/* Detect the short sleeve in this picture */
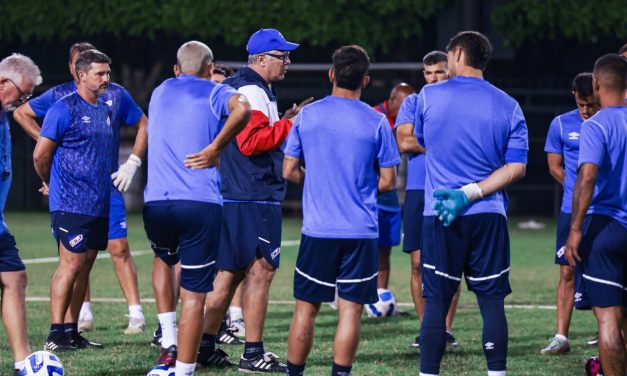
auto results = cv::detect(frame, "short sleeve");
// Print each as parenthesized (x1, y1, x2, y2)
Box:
(210, 84, 238, 119)
(40, 102, 71, 142)
(28, 88, 57, 118)
(284, 112, 303, 158)
(544, 116, 563, 154)
(578, 119, 606, 167)
(395, 93, 419, 129)
(117, 87, 143, 126)
(377, 116, 401, 168)
(505, 103, 529, 163)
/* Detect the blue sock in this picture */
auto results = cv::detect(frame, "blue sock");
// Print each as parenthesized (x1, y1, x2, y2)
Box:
(64, 322, 78, 340)
(419, 297, 450, 375)
(331, 362, 352, 375)
(287, 361, 306, 375)
(219, 317, 228, 332)
(48, 324, 65, 341)
(477, 296, 508, 372)
(155, 324, 162, 337)
(200, 333, 216, 352)
(243, 341, 264, 359)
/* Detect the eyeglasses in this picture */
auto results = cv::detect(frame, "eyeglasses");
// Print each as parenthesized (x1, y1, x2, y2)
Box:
(265, 52, 290, 63)
(4, 77, 32, 104)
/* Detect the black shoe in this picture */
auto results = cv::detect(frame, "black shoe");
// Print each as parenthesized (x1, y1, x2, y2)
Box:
(151, 329, 163, 348)
(411, 336, 420, 348)
(70, 333, 103, 349)
(239, 352, 287, 373)
(14, 369, 21, 376)
(445, 331, 460, 350)
(217, 328, 244, 345)
(197, 348, 236, 367)
(156, 344, 177, 366)
(44, 336, 76, 352)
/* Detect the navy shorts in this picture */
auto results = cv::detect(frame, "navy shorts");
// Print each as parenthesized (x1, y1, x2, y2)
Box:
(218, 202, 282, 270)
(143, 200, 222, 293)
(378, 208, 401, 248)
(421, 213, 512, 300)
(51, 211, 108, 253)
(294, 235, 378, 305)
(402, 190, 424, 253)
(554, 212, 571, 265)
(574, 215, 627, 309)
(0, 232, 25, 272)
(108, 191, 127, 240)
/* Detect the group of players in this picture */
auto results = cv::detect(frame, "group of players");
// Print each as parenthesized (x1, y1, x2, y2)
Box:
(0, 27, 624, 376)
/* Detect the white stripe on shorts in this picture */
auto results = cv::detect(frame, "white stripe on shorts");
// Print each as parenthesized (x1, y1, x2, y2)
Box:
(423, 263, 462, 282)
(295, 266, 336, 287)
(336, 271, 378, 284)
(180, 260, 216, 270)
(467, 267, 510, 282)
(583, 274, 627, 291)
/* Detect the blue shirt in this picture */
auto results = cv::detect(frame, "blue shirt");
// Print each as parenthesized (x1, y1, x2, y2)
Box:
(578, 106, 627, 227)
(40, 92, 113, 217)
(0, 112, 12, 234)
(544, 109, 583, 214)
(413, 76, 529, 217)
(29, 81, 143, 173)
(144, 74, 237, 205)
(395, 96, 426, 190)
(285, 96, 401, 238)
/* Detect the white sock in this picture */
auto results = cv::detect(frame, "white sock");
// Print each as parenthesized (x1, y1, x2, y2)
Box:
(14, 359, 26, 370)
(158, 312, 177, 348)
(79, 302, 93, 321)
(488, 371, 506, 376)
(555, 334, 568, 342)
(175, 360, 196, 376)
(229, 306, 243, 322)
(129, 304, 144, 320)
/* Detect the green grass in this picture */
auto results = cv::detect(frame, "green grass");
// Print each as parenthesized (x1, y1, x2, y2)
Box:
(0, 212, 599, 375)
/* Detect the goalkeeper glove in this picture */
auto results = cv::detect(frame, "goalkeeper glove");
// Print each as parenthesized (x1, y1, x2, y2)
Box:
(111, 154, 141, 192)
(432, 183, 483, 227)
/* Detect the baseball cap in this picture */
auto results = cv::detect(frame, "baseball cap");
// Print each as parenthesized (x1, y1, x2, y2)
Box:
(246, 28, 299, 55)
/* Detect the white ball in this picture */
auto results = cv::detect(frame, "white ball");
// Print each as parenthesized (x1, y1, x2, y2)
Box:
(365, 288, 398, 317)
(147, 364, 175, 376)
(21, 351, 64, 376)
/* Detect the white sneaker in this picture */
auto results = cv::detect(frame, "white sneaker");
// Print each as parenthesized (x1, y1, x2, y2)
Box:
(124, 317, 146, 334)
(78, 318, 94, 332)
(229, 318, 245, 338)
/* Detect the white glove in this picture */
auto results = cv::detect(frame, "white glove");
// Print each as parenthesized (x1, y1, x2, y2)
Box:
(111, 154, 141, 192)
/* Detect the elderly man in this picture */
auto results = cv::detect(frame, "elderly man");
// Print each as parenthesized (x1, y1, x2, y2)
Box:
(0, 53, 41, 375)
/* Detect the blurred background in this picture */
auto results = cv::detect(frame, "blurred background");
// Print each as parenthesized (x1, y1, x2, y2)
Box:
(1, 0, 625, 218)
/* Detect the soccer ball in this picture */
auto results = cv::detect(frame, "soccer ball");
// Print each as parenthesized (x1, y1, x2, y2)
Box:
(21, 351, 63, 376)
(365, 288, 398, 317)
(147, 364, 175, 376)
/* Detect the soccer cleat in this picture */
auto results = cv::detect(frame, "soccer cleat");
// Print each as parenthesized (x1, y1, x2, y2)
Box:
(217, 327, 244, 345)
(124, 317, 146, 334)
(14, 369, 21, 376)
(540, 336, 570, 354)
(239, 352, 287, 373)
(44, 336, 76, 352)
(411, 336, 420, 348)
(70, 333, 104, 349)
(229, 318, 246, 338)
(445, 331, 460, 350)
(156, 344, 177, 366)
(78, 318, 94, 332)
(585, 356, 603, 376)
(587, 335, 599, 346)
(197, 348, 236, 367)
(151, 328, 163, 348)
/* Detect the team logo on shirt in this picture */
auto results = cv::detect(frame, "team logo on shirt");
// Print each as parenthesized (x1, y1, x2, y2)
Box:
(69, 234, 84, 248)
(81, 116, 90, 123)
(568, 132, 580, 140)
(484, 342, 495, 350)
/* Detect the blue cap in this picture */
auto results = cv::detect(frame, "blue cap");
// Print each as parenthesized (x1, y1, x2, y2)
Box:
(246, 28, 299, 55)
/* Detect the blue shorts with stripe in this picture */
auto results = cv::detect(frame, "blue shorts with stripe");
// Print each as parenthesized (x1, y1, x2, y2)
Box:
(51, 211, 108, 253)
(378, 208, 401, 248)
(0, 232, 25, 272)
(294, 235, 378, 305)
(421, 213, 512, 300)
(143, 200, 221, 293)
(108, 190, 127, 240)
(574, 215, 627, 309)
(554, 211, 571, 265)
(218, 202, 282, 270)
(402, 189, 424, 253)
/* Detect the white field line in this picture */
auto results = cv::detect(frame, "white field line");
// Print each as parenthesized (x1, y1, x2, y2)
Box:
(21, 240, 302, 265)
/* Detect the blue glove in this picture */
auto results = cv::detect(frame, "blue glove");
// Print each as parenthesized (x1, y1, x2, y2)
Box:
(432, 189, 470, 227)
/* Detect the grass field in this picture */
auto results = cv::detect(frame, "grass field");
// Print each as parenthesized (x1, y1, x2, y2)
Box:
(0, 212, 600, 375)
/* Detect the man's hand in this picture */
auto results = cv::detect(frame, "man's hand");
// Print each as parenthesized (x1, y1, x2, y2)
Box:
(111, 154, 142, 192)
(39, 182, 49, 196)
(564, 229, 583, 267)
(432, 189, 470, 227)
(184, 144, 220, 169)
(283, 97, 314, 120)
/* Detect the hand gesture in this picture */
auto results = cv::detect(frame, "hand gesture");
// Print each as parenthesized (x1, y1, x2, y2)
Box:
(184, 144, 220, 169)
(564, 229, 582, 267)
(283, 97, 314, 120)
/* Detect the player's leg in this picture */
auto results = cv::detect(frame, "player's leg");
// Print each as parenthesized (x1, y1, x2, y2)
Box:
(410, 251, 424, 321)
(445, 285, 461, 347)
(241, 256, 276, 353)
(228, 283, 245, 337)
(1, 270, 30, 367)
(377, 246, 391, 289)
(594, 306, 625, 376)
(78, 282, 94, 332)
(64, 249, 98, 341)
(286, 299, 321, 374)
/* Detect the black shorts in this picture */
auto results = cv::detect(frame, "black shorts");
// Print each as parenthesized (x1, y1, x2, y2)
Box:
(51, 211, 108, 253)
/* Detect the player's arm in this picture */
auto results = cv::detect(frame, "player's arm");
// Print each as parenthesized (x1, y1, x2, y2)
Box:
(283, 155, 304, 184)
(12, 102, 41, 141)
(184, 94, 251, 169)
(563, 163, 597, 267)
(33, 137, 57, 184)
(378, 166, 396, 193)
(130, 114, 148, 158)
(546, 153, 565, 185)
(396, 123, 425, 154)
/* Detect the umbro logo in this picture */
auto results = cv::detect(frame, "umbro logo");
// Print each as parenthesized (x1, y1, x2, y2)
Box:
(81, 116, 90, 123)
(568, 132, 580, 140)
(575, 292, 583, 302)
(485, 342, 495, 350)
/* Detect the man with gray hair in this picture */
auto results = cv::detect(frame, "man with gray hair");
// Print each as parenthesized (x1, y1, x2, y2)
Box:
(143, 40, 250, 376)
(0, 53, 41, 376)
